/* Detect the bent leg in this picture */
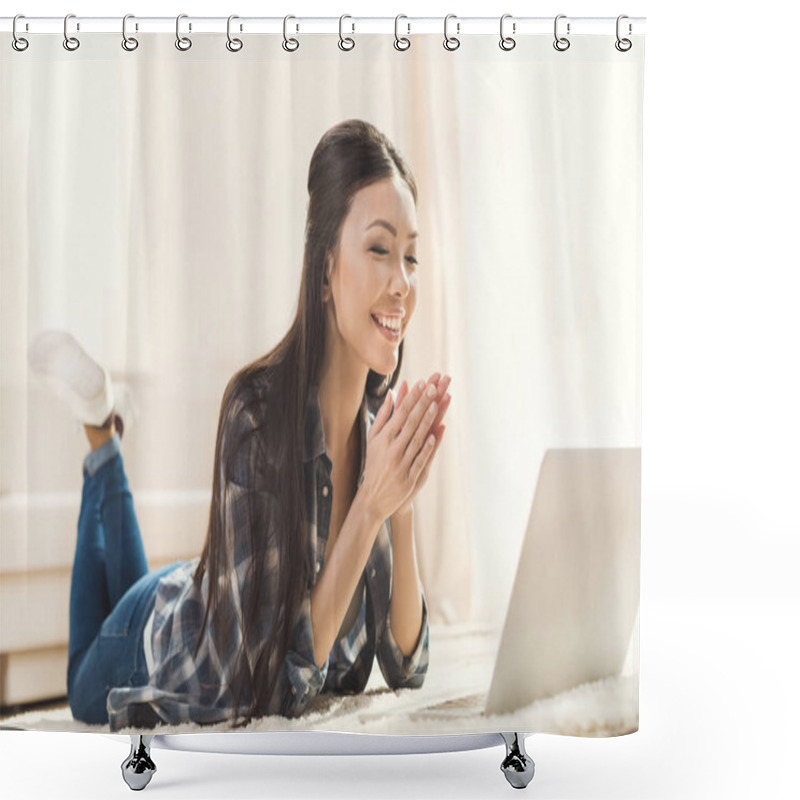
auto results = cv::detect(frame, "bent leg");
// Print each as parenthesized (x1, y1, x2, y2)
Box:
(97, 438, 148, 607)
(68, 432, 148, 690)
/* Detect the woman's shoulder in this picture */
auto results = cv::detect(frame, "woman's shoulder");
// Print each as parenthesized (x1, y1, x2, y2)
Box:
(223, 366, 278, 432)
(220, 367, 284, 490)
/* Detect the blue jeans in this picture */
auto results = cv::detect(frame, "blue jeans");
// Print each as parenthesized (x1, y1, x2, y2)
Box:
(66, 432, 182, 725)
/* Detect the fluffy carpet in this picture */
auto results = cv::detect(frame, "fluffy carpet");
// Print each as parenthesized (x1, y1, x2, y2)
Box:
(0, 624, 637, 738)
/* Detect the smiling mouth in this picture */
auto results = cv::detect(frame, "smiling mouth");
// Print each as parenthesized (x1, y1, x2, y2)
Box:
(371, 314, 402, 341)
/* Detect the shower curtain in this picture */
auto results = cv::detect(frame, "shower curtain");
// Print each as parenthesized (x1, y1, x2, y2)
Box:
(0, 20, 644, 738)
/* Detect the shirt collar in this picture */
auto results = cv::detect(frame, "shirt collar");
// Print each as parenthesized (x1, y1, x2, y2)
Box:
(304, 382, 374, 485)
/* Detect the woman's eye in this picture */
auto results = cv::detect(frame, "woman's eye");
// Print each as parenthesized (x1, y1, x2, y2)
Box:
(370, 247, 418, 267)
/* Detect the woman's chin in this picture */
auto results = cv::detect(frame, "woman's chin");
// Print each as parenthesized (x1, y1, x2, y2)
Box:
(372, 353, 399, 376)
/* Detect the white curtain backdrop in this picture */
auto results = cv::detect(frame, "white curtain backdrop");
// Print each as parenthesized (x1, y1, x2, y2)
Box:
(1, 33, 642, 684)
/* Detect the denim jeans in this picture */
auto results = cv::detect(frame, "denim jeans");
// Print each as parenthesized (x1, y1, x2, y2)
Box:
(66, 431, 183, 725)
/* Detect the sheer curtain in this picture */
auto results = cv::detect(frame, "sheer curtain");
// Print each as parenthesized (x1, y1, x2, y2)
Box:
(1, 31, 641, 700)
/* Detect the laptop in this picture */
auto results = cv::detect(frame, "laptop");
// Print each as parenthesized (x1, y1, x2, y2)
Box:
(483, 447, 641, 715)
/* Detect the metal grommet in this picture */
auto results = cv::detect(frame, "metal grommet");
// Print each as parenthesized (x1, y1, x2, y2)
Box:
(394, 15, 410, 51)
(12, 15, 29, 52)
(553, 14, 570, 52)
(121, 14, 139, 52)
(283, 15, 299, 52)
(175, 14, 192, 51)
(63, 13, 80, 51)
(443, 13, 460, 51)
(339, 14, 355, 51)
(615, 14, 632, 52)
(226, 14, 243, 52)
(499, 13, 516, 51)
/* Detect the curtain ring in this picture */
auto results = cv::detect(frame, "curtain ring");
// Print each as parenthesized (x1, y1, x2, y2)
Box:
(227, 15, 243, 52)
(443, 14, 460, 51)
(63, 13, 80, 51)
(339, 14, 355, 51)
(553, 14, 570, 51)
(615, 14, 632, 51)
(121, 14, 139, 52)
(394, 14, 410, 51)
(12, 15, 29, 52)
(176, 14, 192, 51)
(283, 15, 299, 52)
(499, 13, 516, 51)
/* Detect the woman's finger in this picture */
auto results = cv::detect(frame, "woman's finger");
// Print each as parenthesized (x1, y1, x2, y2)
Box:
(388, 378, 428, 439)
(369, 386, 395, 440)
(431, 391, 451, 431)
(410, 426, 437, 482)
(395, 379, 409, 410)
(412, 423, 445, 487)
(397, 382, 439, 458)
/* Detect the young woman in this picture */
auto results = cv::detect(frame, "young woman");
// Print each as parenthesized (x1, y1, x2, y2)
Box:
(28, 119, 452, 731)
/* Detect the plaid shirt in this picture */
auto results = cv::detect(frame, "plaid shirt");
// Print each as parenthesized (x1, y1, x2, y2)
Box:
(106, 379, 430, 732)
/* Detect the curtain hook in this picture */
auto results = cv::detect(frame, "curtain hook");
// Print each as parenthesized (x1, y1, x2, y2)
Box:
(122, 14, 139, 52)
(63, 13, 80, 51)
(394, 14, 410, 51)
(615, 15, 633, 51)
(283, 15, 299, 51)
(227, 15, 243, 52)
(12, 14, 29, 52)
(499, 13, 516, 51)
(553, 14, 570, 51)
(443, 13, 460, 51)
(339, 14, 355, 51)
(175, 14, 192, 51)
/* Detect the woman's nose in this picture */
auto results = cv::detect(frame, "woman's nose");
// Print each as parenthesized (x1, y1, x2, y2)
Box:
(390, 260, 411, 293)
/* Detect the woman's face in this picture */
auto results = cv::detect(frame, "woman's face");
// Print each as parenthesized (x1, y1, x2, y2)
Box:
(324, 176, 419, 377)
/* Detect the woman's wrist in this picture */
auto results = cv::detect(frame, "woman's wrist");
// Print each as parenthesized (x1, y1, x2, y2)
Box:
(355, 488, 386, 533)
(391, 504, 413, 525)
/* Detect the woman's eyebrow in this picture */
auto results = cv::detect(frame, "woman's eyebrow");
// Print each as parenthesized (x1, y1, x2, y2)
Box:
(365, 219, 419, 239)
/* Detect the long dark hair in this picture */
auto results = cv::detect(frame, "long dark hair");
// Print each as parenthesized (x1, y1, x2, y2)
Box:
(191, 119, 418, 728)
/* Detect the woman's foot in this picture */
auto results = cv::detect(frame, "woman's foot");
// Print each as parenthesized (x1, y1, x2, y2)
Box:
(28, 330, 114, 426)
(28, 330, 139, 442)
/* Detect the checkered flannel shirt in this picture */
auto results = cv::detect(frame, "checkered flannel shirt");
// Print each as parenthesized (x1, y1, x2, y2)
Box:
(106, 379, 429, 731)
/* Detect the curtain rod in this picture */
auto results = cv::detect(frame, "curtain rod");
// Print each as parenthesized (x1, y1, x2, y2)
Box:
(2, 16, 646, 36)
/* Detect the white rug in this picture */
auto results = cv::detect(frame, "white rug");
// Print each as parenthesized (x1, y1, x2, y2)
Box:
(0, 624, 638, 738)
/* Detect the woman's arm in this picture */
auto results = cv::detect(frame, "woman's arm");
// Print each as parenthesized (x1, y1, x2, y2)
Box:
(310, 490, 383, 670)
(386, 506, 424, 655)
(375, 507, 430, 690)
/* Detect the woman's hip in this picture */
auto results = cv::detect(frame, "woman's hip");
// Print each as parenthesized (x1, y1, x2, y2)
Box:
(67, 560, 184, 723)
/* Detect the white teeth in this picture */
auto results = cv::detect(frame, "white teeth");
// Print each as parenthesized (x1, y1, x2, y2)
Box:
(374, 315, 401, 332)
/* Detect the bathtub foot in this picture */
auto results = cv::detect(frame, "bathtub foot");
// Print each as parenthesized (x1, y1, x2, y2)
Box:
(500, 732, 535, 789)
(121, 735, 157, 791)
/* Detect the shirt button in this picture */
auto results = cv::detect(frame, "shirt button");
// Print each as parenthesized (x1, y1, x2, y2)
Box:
(370, 567, 376, 578)
(316, 561, 321, 574)
(322, 485, 329, 497)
